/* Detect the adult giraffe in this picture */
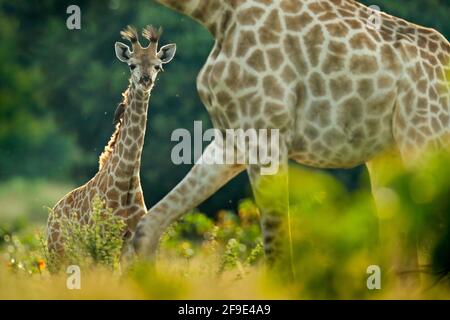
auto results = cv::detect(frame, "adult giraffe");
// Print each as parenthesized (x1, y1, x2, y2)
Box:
(134, 0, 450, 284)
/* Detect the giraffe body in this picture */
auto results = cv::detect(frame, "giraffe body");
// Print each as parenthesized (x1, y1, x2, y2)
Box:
(135, 0, 450, 284)
(48, 26, 176, 256)
(196, 0, 450, 168)
(47, 84, 149, 254)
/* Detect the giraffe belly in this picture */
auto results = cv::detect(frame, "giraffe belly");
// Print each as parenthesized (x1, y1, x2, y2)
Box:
(289, 136, 392, 169)
(290, 97, 396, 169)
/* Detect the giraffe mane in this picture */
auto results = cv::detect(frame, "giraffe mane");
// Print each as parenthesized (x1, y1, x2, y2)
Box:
(98, 86, 131, 170)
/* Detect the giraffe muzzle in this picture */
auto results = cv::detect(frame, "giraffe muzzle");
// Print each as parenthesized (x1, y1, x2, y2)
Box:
(140, 75, 152, 86)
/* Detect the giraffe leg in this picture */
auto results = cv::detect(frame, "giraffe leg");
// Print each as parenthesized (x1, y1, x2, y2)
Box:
(376, 81, 450, 288)
(120, 229, 139, 268)
(133, 142, 245, 259)
(247, 147, 294, 280)
(366, 149, 420, 290)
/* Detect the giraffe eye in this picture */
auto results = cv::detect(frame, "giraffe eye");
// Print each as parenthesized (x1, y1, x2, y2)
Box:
(154, 65, 162, 71)
(129, 64, 136, 70)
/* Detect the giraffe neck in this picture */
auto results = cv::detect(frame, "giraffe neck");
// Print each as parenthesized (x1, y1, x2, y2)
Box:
(155, 0, 225, 38)
(109, 82, 150, 180)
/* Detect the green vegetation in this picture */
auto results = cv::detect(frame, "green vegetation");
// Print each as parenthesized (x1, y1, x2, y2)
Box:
(45, 196, 127, 272)
(1, 152, 450, 299)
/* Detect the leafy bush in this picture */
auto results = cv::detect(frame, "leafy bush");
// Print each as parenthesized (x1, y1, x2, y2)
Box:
(46, 196, 126, 272)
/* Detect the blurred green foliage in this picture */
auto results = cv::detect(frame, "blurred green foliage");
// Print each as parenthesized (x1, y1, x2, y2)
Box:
(0, 178, 72, 222)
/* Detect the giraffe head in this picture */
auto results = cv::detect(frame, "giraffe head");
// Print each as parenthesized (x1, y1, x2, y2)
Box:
(115, 25, 176, 91)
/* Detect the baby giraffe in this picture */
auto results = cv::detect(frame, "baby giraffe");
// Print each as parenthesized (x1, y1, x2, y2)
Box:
(47, 25, 176, 257)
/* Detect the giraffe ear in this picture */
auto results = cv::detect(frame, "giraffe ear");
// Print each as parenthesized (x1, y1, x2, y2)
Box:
(115, 42, 131, 63)
(157, 43, 176, 64)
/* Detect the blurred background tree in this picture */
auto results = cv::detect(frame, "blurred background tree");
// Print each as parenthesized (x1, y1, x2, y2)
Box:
(0, 0, 449, 218)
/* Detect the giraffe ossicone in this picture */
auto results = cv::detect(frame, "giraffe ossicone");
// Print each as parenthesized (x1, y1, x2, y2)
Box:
(47, 25, 176, 259)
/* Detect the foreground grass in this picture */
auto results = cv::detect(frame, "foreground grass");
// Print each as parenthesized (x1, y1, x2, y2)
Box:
(1, 154, 450, 299)
(0, 218, 287, 299)
(1, 240, 448, 299)
(0, 261, 288, 300)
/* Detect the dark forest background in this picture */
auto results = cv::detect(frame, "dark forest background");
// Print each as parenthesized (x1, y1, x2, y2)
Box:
(1, 0, 449, 218)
